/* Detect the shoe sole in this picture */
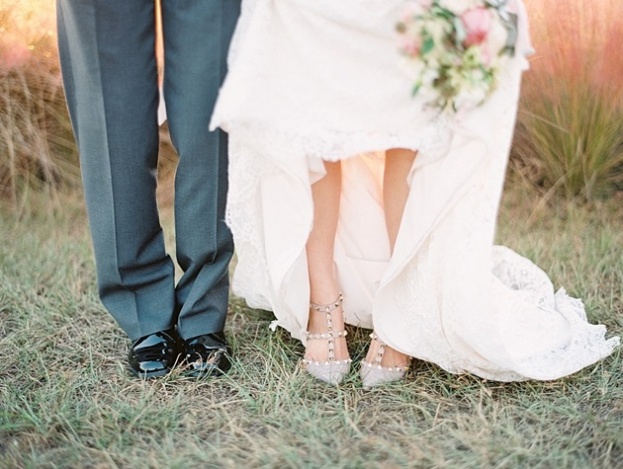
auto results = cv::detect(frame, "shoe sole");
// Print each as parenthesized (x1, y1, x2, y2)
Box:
(129, 367, 172, 379)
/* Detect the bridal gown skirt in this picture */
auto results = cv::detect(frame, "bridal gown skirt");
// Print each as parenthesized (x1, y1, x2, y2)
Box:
(210, 0, 619, 381)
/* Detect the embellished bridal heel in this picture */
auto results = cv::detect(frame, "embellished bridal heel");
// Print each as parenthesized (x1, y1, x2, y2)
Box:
(302, 293, 352, 385)
(360, 332, 410, 389)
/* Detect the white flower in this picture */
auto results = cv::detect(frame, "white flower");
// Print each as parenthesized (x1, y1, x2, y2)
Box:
(401, 0, 426, 20)
(419, 16, 453, 69)
(424, 16, 452, 44)
(269, 320, 279, 332)
(452, 88, 486, 110)
(439, 0, 484, 15)
(484, 15, 510, 61)
(398, 0, 506, 112)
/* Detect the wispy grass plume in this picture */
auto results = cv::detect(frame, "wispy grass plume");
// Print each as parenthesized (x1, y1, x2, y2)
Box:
(0, 1, 79, 216)
(513, 0, 623, 200)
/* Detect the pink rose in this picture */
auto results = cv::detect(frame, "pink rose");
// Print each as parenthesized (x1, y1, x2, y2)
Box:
(400, 33, 422, 57)
(461, 7, 493, 47)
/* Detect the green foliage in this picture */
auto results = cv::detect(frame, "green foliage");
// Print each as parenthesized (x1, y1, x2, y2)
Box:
(514, 80, 623, 200)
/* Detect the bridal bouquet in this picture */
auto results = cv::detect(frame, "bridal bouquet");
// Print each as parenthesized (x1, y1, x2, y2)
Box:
(397, 0, 518, 112)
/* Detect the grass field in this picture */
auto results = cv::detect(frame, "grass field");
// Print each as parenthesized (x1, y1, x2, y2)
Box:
(1, 183, 622, 468)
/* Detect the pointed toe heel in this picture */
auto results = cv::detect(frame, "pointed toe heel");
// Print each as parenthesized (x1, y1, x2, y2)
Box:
(360, 362, 408, 389)
(304, 360, 352, 385)
(360, 333, 409, 389)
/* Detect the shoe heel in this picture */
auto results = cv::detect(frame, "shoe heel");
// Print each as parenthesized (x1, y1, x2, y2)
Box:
(360, 333, 409, 389)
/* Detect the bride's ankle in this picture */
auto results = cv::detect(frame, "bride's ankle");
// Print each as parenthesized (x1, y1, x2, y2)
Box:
(307, 292, 344, 332)
(365, 337, 410, 368)
(310, 291, 342, 311)
(304, 292, 349, 362)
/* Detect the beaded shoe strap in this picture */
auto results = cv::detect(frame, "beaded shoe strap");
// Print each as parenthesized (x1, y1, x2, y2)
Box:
(306, 292, 346, 363)
(370, 332, 386, 367)
(366, 332, 409, 372)
(310, 292, 343, 313)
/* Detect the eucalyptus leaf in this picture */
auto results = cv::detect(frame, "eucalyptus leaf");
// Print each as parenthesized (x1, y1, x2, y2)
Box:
(501, 12, 518, 54)
(485, 0, 508, 7)
(453, 17, 467, 46)
(421, 36, 435, 55)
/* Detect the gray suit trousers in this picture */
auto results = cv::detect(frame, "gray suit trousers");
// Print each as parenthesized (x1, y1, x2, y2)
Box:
(57, 0, 240, 341)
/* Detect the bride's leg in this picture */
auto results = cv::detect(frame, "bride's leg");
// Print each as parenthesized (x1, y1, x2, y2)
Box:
(305, 161, 350, 365)
(364, 148, 415, 369)
(384, 148, 416, 251)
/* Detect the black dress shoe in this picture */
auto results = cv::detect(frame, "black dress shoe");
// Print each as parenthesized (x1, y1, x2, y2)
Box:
(183, 331, 231, 378)
(128, 329, 181, 379)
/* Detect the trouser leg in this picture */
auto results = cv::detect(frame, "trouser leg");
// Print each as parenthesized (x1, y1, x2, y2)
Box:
(161, 0, 239, 339)
(57, 0, 176, 340)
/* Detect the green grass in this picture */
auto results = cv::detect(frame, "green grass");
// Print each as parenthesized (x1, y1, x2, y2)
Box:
(1, 184, 622, 468)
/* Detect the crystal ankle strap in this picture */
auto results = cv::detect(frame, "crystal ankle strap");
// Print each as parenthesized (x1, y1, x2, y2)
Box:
(310, 292, 343, 313)
(305, 292, 346, 363)
(369, 332, 386, 367)
(364, 332, 410, 372)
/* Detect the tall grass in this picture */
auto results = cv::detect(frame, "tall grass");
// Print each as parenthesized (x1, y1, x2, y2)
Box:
(513, 0, 623, 200)
(0, 1, 79, 216)
(2, 0, 623, 210)
(0, 1, 174, 216)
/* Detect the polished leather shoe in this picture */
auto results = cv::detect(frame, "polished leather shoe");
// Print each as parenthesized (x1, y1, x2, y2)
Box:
(183, 331, 231, 378)
(128, 329, 181, 379)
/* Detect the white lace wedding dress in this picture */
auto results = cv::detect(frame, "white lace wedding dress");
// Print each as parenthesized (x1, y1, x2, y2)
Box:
(209, 0, 619, 381)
